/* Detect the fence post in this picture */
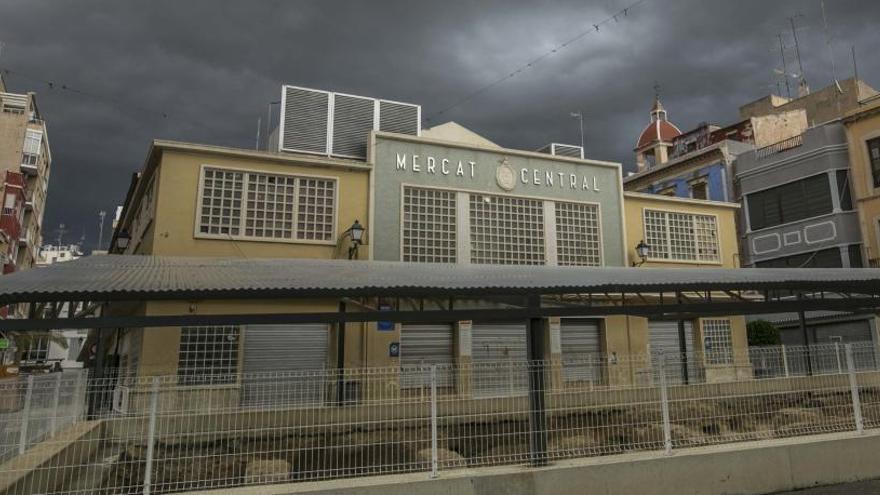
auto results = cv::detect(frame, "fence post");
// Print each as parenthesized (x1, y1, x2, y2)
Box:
(845, 344, 864, 434)
(836, 342, 843, 374)
(75, 370, 88, 420)
(18, 375, 34, 455)
(143, 378, 160, 495)
(49, 372, 62, 437)
(430, 365, 439, 479)
(781, 345, 790, 377)
(658, 351, 672, 455)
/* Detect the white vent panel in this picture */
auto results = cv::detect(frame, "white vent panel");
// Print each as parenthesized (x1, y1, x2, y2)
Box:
(281, 87, 330, 154)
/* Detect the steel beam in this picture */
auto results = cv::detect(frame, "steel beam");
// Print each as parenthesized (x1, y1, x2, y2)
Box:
(525, 295, 547, 467)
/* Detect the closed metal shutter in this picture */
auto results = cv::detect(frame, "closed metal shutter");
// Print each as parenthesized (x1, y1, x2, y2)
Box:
(648, 320, 699, 385)
(281, 87, 330, 154)
(242, 324, 329, 407)
(561, 319, 602, 383)
(331, 94, 375, 158)
(400, 324, 454, 388)
(472, 322, 528, 397)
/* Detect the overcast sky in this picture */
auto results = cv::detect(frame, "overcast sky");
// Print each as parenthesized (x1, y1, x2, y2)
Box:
(1, 0, 878, 251)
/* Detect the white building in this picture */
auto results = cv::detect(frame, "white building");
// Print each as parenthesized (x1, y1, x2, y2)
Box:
(36, 244, 83, 266)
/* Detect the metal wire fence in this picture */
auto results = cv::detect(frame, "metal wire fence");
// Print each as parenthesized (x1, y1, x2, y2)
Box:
(1, 343, 879, 494)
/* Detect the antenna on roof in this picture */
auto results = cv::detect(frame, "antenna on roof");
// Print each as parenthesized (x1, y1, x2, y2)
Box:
(788, 14, 809, 96)
(776, 33, 793, 99)
(820, 0, 842, 93)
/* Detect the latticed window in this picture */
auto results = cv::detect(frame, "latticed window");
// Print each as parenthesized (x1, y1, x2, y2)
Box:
(703, 319, 733, 365)
(643, 209, 719, 262)
(197, 168, 335, 242)
(556, 201, 601, 266)
(402, 186, 457, 262)
(296, 178, 336, 241)
(177, 326, 240, 385)
(470, 194, 544, 265)
(245, 173, 296, 239)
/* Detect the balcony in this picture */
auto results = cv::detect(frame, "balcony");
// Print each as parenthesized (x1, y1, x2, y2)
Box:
(0, 92, 28, 113)
(20, 153, 39, 176)
(755, 134, 803, 159)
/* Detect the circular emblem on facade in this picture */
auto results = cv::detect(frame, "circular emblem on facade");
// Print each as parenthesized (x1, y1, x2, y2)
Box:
(496, 159, 516, 191)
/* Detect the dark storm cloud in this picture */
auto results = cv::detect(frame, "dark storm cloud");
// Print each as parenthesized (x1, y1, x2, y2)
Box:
(0, 0, 878, 250)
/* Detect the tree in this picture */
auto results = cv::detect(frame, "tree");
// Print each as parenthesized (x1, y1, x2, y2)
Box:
(747, 320, 781, 347)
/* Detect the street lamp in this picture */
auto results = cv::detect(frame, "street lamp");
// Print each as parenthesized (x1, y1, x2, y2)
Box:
(632, 240, 651, 267)
(115, 230, 131, 252)
(345, 220, 365, 260)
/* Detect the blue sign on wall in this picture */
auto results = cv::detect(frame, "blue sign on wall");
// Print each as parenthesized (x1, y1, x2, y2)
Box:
(377, 303, 393, 331)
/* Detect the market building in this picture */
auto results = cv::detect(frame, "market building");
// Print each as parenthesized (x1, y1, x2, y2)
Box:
(103, 85, 751, 399)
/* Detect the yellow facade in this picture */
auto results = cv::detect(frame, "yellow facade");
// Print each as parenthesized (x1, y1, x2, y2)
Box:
(111, 138, 751, 390)
(843, 98, 880, 266)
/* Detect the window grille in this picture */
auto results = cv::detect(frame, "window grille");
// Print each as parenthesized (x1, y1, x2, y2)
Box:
(198, 168, 335, 242)
(177, 326, 240, 385)
(20, 337, 49, 362)
(470, 194, 544, 265)
(402, 186, 456, 263)
(644, 209, 719, 262)
(703, 319, 733, 365)
(556, 201, 601, 266)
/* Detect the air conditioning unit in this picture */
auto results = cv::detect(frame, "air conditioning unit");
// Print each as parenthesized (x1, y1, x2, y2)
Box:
(276, 85, 421, 160)
(537, 143, 584, 159)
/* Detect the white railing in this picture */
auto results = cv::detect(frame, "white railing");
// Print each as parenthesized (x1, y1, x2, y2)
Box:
(1, 343, 880, 494)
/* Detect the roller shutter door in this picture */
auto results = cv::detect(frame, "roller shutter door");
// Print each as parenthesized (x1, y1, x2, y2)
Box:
(648, 320, 699, 385)
(241, 324, 329, 406)
(471, 322, 528, 397)
(400, 324, 455, 388)
(561, 319, 602, 383)
(812, 319, 875, 373)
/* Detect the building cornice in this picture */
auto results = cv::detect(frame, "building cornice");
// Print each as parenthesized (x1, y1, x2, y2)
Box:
(623, 191, 740, 209)
(735, 143, 849, 181)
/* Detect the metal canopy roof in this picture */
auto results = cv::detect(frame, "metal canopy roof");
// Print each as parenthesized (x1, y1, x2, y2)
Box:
(2, 255, 880, 304)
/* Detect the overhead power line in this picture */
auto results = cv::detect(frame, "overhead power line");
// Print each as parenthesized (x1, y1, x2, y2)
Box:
(425, 0, 652, 122)
(0, 67, 171, 121)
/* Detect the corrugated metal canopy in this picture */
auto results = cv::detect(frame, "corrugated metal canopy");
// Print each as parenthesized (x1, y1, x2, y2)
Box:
(2, 255, 880, 304)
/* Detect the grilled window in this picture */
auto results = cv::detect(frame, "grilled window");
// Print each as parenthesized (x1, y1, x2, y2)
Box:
(20, 337, 49, 362)
(470, 194, 544, 265)
(644, 209, 719, 262)
(556, 201, 601, 266)
(703, 319, 733, 365)
(869, 138, 880, 188)
(402, 186, 457, 263)
(198, 168, 335, 242)
(746, 174, 833, 230)
(177, 326, 240, 385)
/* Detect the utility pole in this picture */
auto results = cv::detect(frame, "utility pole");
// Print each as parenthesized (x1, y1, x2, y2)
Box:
(777, 33, 792, 99)
(570, 111, 584, 153)
(97, 211, 106, 250)
(788, 15, 808, 96)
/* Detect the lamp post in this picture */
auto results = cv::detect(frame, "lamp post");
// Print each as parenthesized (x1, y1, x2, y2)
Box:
(114, 230, 131, 253)
(632, 240, 650, 267)
(345, 220, 365, 260)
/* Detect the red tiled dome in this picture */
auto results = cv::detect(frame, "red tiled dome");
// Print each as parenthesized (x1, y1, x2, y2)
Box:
(636, 119, 682, 149)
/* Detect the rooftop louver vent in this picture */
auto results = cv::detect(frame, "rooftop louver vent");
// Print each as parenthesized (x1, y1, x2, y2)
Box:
(537, 143, 584, 159)
(279, 85, 420, 160)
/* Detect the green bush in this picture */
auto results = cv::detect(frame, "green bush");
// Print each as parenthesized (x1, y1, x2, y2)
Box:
(747, 320, 781, 346)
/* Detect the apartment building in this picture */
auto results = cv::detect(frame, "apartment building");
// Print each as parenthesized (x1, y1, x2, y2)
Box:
(624, 95, 805, 203)
(736, 121, 876, 344)
(0, 74, 52, 273)
(843, 94, 880, 266)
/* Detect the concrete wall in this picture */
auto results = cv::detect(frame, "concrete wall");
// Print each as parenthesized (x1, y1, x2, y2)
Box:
(179, 430, 880, 495)
(740, 78, 879, 126)
(141, 148, 370, 259)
